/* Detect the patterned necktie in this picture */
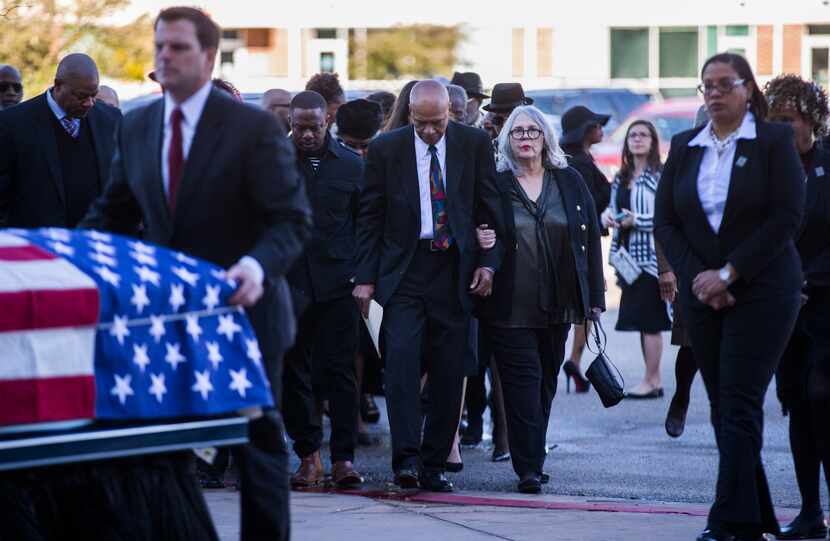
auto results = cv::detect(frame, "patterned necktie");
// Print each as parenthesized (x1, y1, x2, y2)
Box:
(428, 145, 453, 251)
(167, 108, 184, 210)
(60, 117, 80, 138)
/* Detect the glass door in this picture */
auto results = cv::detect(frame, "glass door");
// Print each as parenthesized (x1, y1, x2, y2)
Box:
(812, 47, 829, 89)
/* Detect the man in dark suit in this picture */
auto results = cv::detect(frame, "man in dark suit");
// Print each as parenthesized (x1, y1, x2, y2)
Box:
(353, 80, 504, 492)
(79, 7, 311, 541)
(0, 54, 121, 228)
(283, 90, 364, 489)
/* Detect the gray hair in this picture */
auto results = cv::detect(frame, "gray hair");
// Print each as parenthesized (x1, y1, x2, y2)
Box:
(496, 105, 569, 174)
(446, 84, 468, 107)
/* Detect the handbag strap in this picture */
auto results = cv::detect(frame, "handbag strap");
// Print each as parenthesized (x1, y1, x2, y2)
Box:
(584, 316, 625, 387)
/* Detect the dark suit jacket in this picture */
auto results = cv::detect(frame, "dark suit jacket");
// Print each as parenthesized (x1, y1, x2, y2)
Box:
(799, 145, 830, 290)
(0, 92, 121, 227)
(654, 119, 805, 308)
(355, 121, 504, 312)
(476, 167, 605, 322)
(562, 144, 611, 220)
(287, 136, 363, 304)
(80, 88, 312, 363)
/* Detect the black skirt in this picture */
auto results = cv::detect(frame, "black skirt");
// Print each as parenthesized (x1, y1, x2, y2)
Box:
(616, 273, 672, 333)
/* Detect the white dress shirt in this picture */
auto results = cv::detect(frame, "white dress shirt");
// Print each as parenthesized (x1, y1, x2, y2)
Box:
(688, 112, 757, 234)
(413, 129, 447, 239)
(161, 81, 263, 285)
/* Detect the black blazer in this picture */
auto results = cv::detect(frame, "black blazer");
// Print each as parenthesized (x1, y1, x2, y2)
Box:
(80, 88, 312, 361)
(287, 136, 363, 304)
(0, 92, 121, 227)
(654, 119, 805, 308)
(476, 167, 606, 322)
(355, 121, 504, 312)
(799, 145, 830, 290)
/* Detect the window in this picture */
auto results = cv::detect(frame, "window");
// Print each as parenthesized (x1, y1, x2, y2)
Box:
(808, 25, 830, 35)
(727, 47, 747, 57)
(316, 28, 337, 39)
(222, 29, 240, 40)
(725, 25, 749, 37)
(812, 48, 829, 89)
(320, 52, 335, 73)
(659, 27, 699, 78)
(611, 28, 649, 78)
(220, 51, 234, 65)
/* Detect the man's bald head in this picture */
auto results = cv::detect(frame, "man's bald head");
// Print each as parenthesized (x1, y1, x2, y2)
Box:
(53, 54, 100, 119)
(409, 80, 450, 145)
(96, 85, 120, 109)
(0, 65, 23, 109)
(262, 88, 292, 127)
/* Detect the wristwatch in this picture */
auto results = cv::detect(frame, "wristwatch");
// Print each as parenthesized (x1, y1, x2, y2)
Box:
(718, 266, 733, 286)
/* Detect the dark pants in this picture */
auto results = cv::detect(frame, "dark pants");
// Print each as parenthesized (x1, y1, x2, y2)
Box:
(283, 295, 359, 462)
(687, 293, 800, 536)
(381, 241, 467, 473)
(487, 323, 571, 477)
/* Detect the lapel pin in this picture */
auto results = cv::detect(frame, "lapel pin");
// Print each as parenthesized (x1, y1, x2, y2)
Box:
(816, 166, 825, 178)
(735, 156, 748, 168)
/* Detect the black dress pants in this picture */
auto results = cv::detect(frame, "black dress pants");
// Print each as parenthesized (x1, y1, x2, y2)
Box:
(283, 295, 359, 462)
(487, 323, 570, 477)
(686, 292, 800, 536)
(381, 242, 467, 473)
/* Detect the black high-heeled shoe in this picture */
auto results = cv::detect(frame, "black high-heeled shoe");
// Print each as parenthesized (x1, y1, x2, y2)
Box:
(562, 360, 590, 393)
(445, 461, 464, 473)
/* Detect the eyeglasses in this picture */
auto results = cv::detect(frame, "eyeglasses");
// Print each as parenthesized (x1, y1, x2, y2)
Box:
(0, 82, 22, 93)
(508, 127, 543, 140)
(696, 78, 745, 96)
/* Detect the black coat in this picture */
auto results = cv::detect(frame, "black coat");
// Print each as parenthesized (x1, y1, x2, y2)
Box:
(798, 145, 830, 290)
(562, 144, 611, 219)
(0, 92, 121, 228)
(80, 88, 312, 362)
(654, 120, 805, 308)
(476, 167, 606, 322)
(287, 136, 363, 304)
(355, 121, 504, 312)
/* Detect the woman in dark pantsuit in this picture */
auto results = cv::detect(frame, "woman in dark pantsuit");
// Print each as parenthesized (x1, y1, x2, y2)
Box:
(765, 74, 830, 540)
(654, 53, 805, 541)
(476, 105, 605, 494)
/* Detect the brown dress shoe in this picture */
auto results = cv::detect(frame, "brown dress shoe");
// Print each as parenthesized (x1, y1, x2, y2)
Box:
(290, 451, 323, 488)
(332, 460, 363, 488)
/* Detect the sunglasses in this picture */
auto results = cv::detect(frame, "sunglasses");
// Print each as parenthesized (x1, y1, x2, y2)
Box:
(0, 82, 22, 93)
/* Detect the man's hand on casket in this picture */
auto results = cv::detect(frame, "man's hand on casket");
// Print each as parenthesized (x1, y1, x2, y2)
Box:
(227, 258, 264, 307)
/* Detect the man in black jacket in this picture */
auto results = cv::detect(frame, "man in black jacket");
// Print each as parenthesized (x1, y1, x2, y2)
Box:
(283, 90, 365, 489)
(0, 54, 121, 228)
(353, 80, 504, 492)
(80, 8, 311, 540)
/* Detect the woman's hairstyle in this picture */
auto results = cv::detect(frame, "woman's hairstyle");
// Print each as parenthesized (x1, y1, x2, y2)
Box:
(618, 120, 662, 184)
(212, 78, 242, 102)
(383, 80, 419, 132)
(701, 52, 768, 120)
(764, 74, 830, 137)
(496, 105, 569, 174)
(305, 72, 345, 104)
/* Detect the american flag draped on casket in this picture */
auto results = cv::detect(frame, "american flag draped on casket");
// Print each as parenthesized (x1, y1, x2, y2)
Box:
(0, 228, 273, 426)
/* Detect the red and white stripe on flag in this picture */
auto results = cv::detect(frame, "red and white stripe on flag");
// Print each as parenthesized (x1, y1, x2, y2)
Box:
(0, 232, 99, 425)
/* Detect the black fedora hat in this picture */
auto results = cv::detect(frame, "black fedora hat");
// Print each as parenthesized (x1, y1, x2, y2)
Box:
(482, 83, 533, 113)
(559, 105, 610, 145)
(450, 71, 489, 100)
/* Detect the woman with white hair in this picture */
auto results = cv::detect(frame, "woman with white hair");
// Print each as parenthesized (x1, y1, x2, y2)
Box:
(476, 105, 606, 493)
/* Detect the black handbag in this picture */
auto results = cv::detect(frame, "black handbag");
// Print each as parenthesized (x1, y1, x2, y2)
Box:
(584, 316, 625, 408)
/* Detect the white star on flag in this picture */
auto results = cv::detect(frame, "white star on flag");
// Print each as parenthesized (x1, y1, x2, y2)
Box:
(217, 314, 242, 342)
(48, 241, 74, 256)
(172, 266, 199, 286)
(85, 230, 112, 242)
(202, 285, 221, 311)
(110, 315, 130, 345)
(89, 251, 117, 267)
(245, 338, 262, 365)
(89, 240, 116, 255)
(169, 283, 186, 312)
(192, 370, 214, 400)
(206, 341, 223, 370)
(210, 269, 227, 281)
(132, 343, 150, 372)
(175, 252, 197, 266)
(111, 374, 134, 405)
(185, 313, 203, 341)
(128, 240, 155, 255)
(149, 373, 167, 403)
(229, 368, 253, 398)
(130, 284, 151, 314)
(134, 265, 161, 287)
(45, 228, 71, 242)
(149, 315, 166, 343)
(94, 265, 121, 287)
(164, 342, 187, 370)
(130, 251, 158, 267)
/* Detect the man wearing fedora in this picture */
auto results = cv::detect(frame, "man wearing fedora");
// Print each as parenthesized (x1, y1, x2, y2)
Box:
(482, 83, 534, 138)
(450, 72, 489, 127)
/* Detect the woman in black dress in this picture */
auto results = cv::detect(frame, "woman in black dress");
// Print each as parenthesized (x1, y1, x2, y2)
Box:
(765, 74, 830, 540)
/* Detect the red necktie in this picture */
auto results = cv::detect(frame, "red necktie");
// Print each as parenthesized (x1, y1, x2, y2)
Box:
(167, 108, 184, 210)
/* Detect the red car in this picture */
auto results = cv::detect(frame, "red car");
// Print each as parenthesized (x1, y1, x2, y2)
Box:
(592, 97, 702, 179)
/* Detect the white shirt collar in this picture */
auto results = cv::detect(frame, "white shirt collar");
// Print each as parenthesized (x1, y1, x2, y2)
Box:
(164, 80, 213, 128)
(689, 111, 757, 147)
(413, 127, 446, 156)
(46, 89, 71, 121)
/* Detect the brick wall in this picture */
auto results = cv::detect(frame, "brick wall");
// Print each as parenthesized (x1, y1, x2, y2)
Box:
(756, 25, 773, 76)
(783, 24, 803, 74)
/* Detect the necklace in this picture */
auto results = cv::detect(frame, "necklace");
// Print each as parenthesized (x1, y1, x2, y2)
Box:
(709, 125, 740, 158)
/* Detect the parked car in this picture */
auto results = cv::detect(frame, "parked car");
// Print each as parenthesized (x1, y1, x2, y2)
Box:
(592, 97, 702, 179)
(525, 88, 653, 136)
